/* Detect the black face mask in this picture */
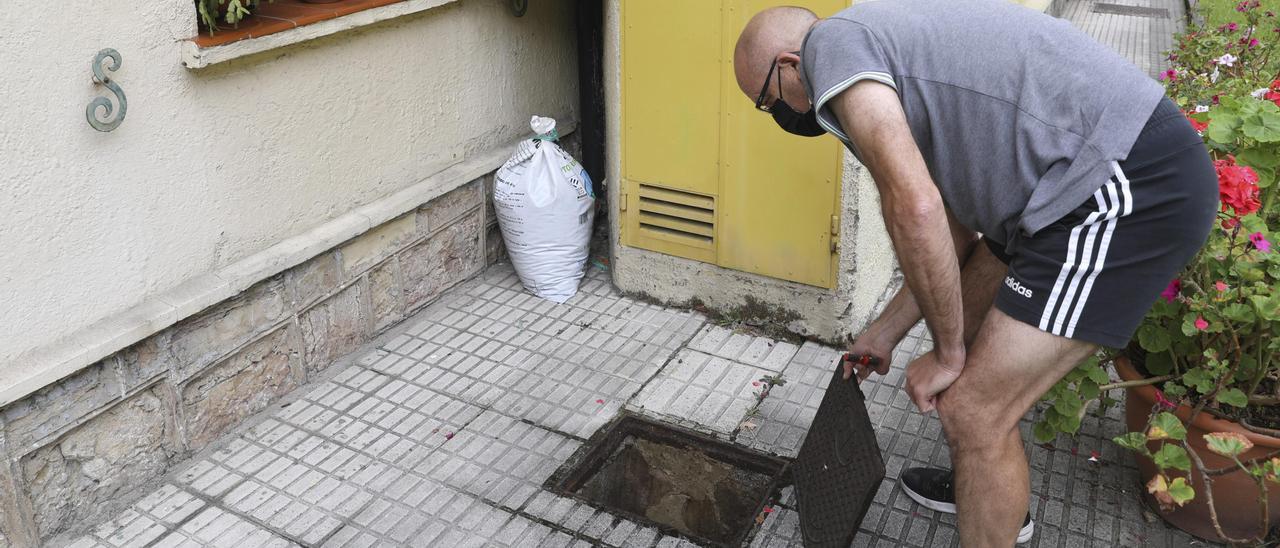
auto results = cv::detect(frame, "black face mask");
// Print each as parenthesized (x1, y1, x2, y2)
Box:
(756, 55, 826, 137)
(771, 97, 826, 137)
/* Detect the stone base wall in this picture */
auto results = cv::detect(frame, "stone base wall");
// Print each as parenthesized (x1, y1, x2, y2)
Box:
(0, 172, 507, 545)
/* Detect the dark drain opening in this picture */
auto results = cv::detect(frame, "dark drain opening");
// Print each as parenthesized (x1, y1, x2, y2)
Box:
(548, 414, 788, 547)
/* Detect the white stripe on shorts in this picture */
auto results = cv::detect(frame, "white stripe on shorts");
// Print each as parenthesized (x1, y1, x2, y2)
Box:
(1039, 169, 1128, 337)
(1064, 162, 1132, 337)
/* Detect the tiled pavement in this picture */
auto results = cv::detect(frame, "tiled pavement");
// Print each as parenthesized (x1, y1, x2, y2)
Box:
(67, 263, 1211, 547)
(1057, 0, 1185, 78)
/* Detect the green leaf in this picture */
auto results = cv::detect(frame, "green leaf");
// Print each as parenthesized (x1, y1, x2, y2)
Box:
(1079, 380, 1100, 401)
(1217, 388, 1249, 408)
(1059, 411, 1082, 435)
(1137, 324, 1173, 353)
(1181, 314, 1202, 337)
(1204, 431, 1253, 457)
(1223, 303, 1256, 323)
(1184, 368, 1214, 394)
(1238, 147, 1280, 168)
(1053, 393, 1083, 417)
(1043, 407, 1064, 430)
(1244, 113, 1280, 142)
(1206, 113, 1243, 143)
(1254, 166, 1276, 189)
(1251, 293, 1280, 322)
(1033, 420, 1057, 444)
(1241, 214, 1268, 234)
(1113, 432, 1149, 452)
(1146, 350, 1175, 376)
(1168, 477, 1196, 505)
(1085, 364, 1110, 385)
(1149, 412, 1187, 441)
(1064, 367, 1086, 383)
(1153, 444, 1192, 472)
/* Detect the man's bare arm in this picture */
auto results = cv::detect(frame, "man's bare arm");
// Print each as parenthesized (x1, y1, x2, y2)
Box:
(862, 211, 978, 352)
(830, 81, 966, 370)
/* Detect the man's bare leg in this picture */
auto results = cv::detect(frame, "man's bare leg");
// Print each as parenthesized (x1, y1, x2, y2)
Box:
(937, 309, 1096, 546)
(856, 241, 1006, 365)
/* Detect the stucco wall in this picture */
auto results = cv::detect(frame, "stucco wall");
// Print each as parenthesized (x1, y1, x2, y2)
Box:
(0, 0, 578, 368)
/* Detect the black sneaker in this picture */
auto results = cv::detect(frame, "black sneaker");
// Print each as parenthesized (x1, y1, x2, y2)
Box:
(900, 467, 1035, 544)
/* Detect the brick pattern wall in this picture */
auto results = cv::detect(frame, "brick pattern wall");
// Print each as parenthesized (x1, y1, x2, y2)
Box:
(0, 174, 504, 545)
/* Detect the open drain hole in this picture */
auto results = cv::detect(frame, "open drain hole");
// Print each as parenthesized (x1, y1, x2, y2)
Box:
(547, 414, 789, 547)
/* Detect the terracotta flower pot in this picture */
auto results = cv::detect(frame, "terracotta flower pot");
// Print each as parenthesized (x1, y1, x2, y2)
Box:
(1116, 355, 1280, 541)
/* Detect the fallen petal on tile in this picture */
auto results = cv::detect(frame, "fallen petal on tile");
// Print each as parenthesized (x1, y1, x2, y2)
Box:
(596, 399, 605, 404)
(444, 432, 455, 440)
(741, 420, 758, 430)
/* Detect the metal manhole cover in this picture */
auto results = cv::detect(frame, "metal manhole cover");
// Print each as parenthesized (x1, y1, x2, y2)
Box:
(1092, 3, 1169, 18)
(793, 363, 885, 547)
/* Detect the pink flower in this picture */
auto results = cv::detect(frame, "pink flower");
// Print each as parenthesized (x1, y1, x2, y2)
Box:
(1251, 38, 1261, 47)
(1155, 390, 1178, 410)
(1160, 69, 1178, 81)
(1250, 232, 1272, 253)
(752, 381, 761, 387)
(1229, 22, 1240, 31)
(1216, 280, 1229, 292)
(1161, 279, 1182, 303)
(763, 507, 775, 514)
(1195, 316, 1209, 331)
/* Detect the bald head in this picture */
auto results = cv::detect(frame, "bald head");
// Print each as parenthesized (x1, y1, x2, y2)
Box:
(734, 6, 819, 98)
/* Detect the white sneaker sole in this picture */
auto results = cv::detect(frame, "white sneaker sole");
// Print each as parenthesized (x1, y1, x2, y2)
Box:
(900, 478, 957, 513)
(900, 478, 1036, 544)
(1017, 520, 1035, 544)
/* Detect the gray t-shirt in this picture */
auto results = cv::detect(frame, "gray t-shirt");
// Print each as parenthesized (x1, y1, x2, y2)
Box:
(802, 0, 1165, 247)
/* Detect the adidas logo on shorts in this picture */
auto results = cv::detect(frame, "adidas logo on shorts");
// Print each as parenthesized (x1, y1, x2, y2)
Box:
(1005, 276, 1034, 298)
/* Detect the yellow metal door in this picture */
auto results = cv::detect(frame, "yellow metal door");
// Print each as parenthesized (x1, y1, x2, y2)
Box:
(621, 0, 846, 288)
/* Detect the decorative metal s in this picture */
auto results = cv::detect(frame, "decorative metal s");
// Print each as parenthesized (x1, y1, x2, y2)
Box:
(86, 49, 126, 132)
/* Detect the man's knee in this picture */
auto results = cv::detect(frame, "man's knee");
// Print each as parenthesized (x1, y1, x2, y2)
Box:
(937, 388, 1021, 453)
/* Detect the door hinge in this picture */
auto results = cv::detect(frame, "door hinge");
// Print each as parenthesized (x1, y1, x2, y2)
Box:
(620, 193, 628, 212)
(830, 215, 840, 253)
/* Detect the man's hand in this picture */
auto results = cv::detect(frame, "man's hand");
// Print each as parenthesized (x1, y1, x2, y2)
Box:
(905, 350, 965, 412)
(842, 333, 893, 381)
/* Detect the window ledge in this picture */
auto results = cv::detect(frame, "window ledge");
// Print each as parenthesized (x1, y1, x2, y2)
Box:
(181, 0, 457, 69)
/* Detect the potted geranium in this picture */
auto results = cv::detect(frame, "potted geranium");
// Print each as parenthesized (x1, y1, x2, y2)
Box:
(196, 0, 260, 33)
(1036, 1, 1280, 543)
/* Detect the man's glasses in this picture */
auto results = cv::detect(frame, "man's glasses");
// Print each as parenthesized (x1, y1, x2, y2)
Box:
(754, 58, 780, 112)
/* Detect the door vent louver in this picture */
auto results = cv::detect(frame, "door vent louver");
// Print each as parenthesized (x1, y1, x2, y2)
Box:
(636, 185, 715, 248)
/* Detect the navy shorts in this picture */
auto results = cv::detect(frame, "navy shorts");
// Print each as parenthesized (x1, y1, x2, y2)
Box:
(986, 97, 1218, 348)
